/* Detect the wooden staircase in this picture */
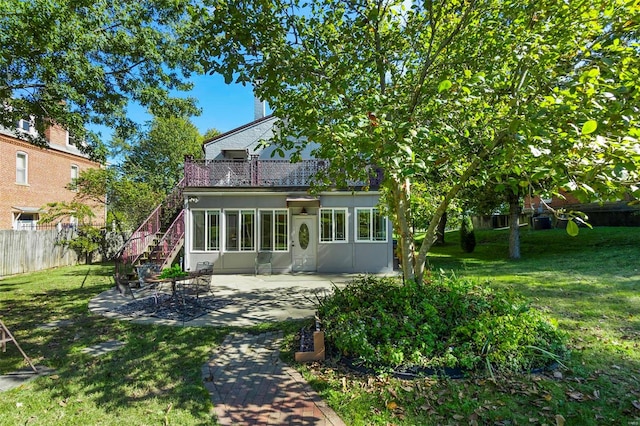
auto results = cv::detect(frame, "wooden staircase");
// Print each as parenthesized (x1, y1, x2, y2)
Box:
(115, 179, 186, 275)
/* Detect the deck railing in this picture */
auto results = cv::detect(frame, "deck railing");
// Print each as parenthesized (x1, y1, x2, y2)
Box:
(184, 157, 329, 187)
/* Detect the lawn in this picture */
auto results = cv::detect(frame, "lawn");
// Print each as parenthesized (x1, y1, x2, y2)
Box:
(0, 265, 250, 425)
(290, 226, 640, 425)
(0, 227, 639, 425)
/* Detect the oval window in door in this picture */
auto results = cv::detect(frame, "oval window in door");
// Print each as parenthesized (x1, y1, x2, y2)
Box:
(299, 223, 309, 249)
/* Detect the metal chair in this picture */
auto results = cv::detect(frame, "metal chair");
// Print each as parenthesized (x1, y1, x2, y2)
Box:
(255, 252, 272, 275)
(187, 261, 214, 299)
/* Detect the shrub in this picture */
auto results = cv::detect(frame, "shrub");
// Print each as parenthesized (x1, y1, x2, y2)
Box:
(317, 274, 567, 375)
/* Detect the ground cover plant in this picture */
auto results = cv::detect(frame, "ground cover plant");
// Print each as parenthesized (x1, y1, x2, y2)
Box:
(291, 226, 640, 425)
(317, 274, 567, 376)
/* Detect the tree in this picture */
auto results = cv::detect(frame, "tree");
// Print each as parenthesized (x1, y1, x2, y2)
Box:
(0, 0, 201, 161)
(73, 167, 163, 231)
(195, 0, 640, 283)
(121, 116, 204, 194)
(203, 128, 221, 141)
(39, 201, 101, 264)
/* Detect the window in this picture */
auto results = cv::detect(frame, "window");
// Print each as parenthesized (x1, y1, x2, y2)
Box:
(16, 118, 35, 135)
(225, 210, 255, 251)
(259, 209, 288, 251)
(355, 208, 388, 242)
(67, 131, 78, 147)
(320, 208, 347, 243)
(192, 210, 220, 251)
(70, 165, 79, 191)
(16, 152, 27, 184)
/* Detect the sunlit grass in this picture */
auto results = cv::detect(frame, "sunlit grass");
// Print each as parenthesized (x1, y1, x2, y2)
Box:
(295, 226, 640, 425)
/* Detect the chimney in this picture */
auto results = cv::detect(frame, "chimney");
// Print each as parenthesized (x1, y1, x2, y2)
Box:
(254, 96, 266, 120)
(253, 78, 265, 120)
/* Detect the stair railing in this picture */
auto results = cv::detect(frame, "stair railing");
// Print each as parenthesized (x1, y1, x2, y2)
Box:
(115, 178, 185, 273)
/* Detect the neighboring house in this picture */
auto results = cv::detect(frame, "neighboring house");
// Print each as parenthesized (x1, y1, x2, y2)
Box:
(179, 103, 393, 274)
(0, 119, 105, 230)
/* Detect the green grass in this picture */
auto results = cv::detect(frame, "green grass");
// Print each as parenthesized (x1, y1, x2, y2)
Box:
(292, 227, 640, 425)
(1, 227, 639, 425)
(0, 264, 299, 425)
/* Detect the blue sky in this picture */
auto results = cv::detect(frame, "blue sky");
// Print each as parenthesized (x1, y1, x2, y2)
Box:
(95, 73, 265, 151)
(178, 74, 266, 135)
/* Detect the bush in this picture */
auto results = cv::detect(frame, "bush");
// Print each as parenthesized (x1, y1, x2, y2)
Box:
(460, 215, 476, 253)
(317, 274, 567, 375)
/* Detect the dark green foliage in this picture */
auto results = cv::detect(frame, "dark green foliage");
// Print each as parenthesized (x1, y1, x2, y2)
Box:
(317, 274, 567, 375)
(460, 215, 476, 253)
(67, 226, 103, 264)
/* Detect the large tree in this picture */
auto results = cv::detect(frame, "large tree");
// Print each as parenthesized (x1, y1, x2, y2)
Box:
(120, 116, 205, 194)
(0, 0, 201, 160)
(194, 0, 639, 283)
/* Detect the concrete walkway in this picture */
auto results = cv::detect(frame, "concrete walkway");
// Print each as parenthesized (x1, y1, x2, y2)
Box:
(87, 273, 359, 425)
(89, 273, 354, 327)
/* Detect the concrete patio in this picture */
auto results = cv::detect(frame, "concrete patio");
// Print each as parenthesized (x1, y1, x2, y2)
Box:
(89, 273, 363, 327)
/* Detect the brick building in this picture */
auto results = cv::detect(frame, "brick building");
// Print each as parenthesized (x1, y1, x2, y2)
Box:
(0, 120, 105, 230)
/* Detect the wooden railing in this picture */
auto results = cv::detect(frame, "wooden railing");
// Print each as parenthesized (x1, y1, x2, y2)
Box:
(150, 209, 185, 269)
(115, 178, 185, 273)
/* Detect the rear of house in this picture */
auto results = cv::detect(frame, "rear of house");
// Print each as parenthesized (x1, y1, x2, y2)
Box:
(182, 115, 393, 274)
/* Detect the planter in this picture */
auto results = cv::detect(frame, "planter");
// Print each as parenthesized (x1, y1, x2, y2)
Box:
(294, 317, 325, 362)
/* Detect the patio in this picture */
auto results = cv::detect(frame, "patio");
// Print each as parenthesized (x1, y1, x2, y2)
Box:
(89, 273, 364, 327)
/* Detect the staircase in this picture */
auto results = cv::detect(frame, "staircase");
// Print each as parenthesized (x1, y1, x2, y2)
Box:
(115, 179, 186, 275)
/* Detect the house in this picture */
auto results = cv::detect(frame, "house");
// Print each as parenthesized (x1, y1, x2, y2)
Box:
(117, 99, 394, 275)
(0, 119, 105, 230)
(182, 105, 393, 274)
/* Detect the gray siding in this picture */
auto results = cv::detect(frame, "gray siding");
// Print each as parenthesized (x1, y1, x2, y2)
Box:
(184, 192, 393, 274)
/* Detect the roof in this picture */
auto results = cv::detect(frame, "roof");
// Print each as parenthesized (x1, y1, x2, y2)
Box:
(12, 206, 43, 213)
(203, 115, 276, 146)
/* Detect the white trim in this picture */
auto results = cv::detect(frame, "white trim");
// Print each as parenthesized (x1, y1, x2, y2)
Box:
(70, 164, 79, 191)
(191, 209, 221, 253)
(257, 208, 290, 253)
(223, 208, 256, 252)
(16, 151, 28, 185)
(354, 207, 389, 243)
(318, 207, 348, 243)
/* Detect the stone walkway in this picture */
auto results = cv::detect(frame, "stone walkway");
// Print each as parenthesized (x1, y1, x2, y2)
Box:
(202, 331, 345, 426)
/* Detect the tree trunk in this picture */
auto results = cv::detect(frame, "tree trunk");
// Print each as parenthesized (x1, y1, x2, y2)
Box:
(508, 191, 521, 259)
(435, 211, 447, 245)
(391, 178, 416, 283)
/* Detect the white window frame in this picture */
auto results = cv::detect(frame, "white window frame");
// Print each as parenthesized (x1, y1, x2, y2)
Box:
(355, 207, 388, 243)
(191, 209, 221, 252)
(224, 209, 256, 252)
(70, 164, 79, 191)
(16, 151, 28, 184)
(319, 208, 348, 243)
(258, 209, 289, 252)
(16, 118, 36, 136)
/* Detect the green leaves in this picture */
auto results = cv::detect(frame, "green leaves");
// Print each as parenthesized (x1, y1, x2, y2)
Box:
(581, 120, 598, 135)
(438, 80, 453, 93)
(566, 220, 580, 237)
(0, 0, 201, 160)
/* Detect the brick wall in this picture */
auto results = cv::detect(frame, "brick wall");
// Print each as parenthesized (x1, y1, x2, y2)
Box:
(0, 125, 105, 229)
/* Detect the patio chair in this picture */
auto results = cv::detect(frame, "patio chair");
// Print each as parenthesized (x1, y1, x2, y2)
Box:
(134, 263, 162, 303)
(255, 251, 272, 275)
(113, 274, 138, 298)
(189, 261, 214, 299)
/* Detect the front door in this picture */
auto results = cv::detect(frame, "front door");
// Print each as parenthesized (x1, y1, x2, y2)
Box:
(292, 215, 317, 272)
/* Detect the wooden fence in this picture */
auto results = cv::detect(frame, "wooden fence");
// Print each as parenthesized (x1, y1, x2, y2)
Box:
(0, 229, 79, 277)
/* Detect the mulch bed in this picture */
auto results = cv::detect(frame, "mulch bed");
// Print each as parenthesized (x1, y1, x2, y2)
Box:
(113, 294, 234, 322)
